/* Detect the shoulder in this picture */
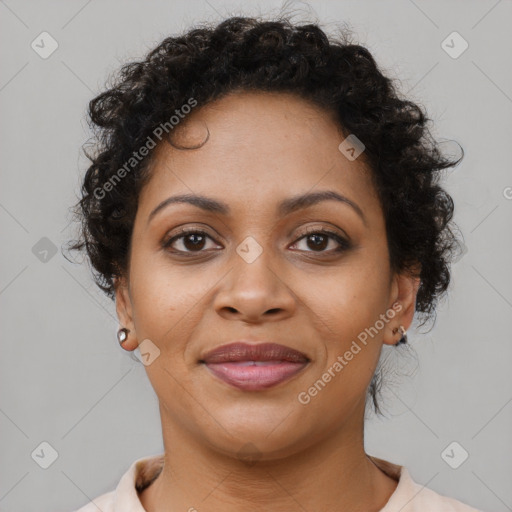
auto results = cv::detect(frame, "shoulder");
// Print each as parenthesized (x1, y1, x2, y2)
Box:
(70, 453, 164, 512)
(369, 456, 482, 512)
(402, 476, 482, 511)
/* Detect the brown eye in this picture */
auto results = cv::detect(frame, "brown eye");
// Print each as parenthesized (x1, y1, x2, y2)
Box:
(181, 232, 207, 251)
(304, 233, 329, 251)
(162, 230, 219, 253)
(291, 229, 351, 254)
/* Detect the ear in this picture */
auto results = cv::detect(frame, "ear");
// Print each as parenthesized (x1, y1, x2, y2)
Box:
(114, 276, 138, 351)
(383, 266, 421, 346)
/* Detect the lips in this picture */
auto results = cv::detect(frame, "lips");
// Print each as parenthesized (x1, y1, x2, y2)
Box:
(200, 342, 310, 391)
(201, 342, 309, 364)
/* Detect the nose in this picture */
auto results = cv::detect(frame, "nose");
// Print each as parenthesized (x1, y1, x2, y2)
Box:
(213, 246, 296, 324)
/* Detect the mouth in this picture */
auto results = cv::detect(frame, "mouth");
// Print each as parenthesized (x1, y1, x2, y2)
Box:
(200, 342, 310, 391)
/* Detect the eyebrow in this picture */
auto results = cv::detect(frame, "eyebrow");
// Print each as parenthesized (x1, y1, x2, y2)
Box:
(147, 190, 366, 226)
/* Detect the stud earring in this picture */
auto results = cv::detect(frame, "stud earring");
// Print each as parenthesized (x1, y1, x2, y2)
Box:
(117, 328, 130, 346)
(392, 325, 407, 346)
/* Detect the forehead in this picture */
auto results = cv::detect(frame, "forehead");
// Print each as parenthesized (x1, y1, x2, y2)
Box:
(138, 91, 381, 219)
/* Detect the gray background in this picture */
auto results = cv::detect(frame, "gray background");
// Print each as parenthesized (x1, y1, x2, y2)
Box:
(0, 0, 511, 511)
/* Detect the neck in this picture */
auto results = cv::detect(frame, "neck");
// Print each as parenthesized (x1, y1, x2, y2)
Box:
(139, 404, 397, 512)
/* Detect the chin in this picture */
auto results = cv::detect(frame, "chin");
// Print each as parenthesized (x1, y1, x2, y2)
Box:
(196, 409, 315, 460)
(208, 431, 307, 463)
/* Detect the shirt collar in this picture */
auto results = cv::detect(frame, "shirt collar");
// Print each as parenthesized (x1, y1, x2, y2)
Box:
(368, 455, 419, 511)
(114, 454, 164, 512)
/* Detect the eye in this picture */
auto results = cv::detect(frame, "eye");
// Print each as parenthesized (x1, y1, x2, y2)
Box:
(162, 228, 221, 254)
(162, 226, 351, 256)
(290, 228, 351, 254)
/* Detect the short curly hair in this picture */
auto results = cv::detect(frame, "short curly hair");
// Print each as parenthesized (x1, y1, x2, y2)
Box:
(67, 15, 464, 413)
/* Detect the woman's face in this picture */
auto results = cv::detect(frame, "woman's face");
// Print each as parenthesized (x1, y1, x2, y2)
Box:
(116, 91, 419, 459)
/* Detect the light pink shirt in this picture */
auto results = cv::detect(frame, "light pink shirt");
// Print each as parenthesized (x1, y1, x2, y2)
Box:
(73, 454, 482, 511)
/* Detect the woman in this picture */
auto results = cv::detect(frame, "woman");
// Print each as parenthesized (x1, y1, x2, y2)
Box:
(69, 14, 480, 512)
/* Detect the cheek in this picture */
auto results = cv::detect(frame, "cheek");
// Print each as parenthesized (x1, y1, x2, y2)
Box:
(127, 255, 209, 409)
(128, 251, 202, 352)
(308, 253, 391, 336)
(297, 271, 388, 421)
(304, 247, 391, 387)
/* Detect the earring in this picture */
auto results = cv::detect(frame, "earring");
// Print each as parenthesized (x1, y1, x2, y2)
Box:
(392, 325, 407, 346)
(117, 327, 130, 346)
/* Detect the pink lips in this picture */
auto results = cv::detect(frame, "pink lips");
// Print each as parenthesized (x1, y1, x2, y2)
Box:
(201, 342, 310, 391)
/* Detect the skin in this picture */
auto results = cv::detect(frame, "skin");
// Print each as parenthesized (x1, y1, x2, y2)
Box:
(115, 90, 420, 512)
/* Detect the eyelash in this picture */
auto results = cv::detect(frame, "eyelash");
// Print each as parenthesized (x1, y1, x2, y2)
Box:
(161, 226, 351, 256)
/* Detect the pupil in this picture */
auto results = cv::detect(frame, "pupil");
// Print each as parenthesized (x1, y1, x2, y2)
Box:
(308, 234, 327, 251)
(185, 234, 205, 251)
